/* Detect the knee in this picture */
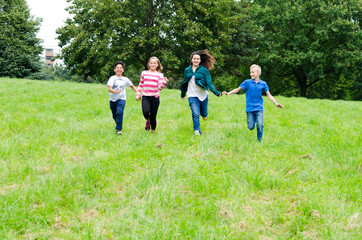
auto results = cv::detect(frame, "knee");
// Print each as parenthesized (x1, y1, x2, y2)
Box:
(192, 111, 200, 117)
(190, 107, 200, 117)
(116, 108, 124, 115)
(248, 125, 255, 130)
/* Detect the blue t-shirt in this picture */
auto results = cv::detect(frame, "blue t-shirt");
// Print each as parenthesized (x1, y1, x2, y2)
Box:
(240, 79, 269, 112)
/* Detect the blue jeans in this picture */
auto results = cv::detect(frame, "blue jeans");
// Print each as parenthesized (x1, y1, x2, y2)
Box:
(188, 97, 208, 133)
(247, 111, 263, 142)
(110, 99, 126, 131)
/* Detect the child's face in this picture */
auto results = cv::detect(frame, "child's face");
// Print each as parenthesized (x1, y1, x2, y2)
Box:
(148, 59, 159, 71)
(250, 68, 261, 80)
(191, 54, 201, 67)
(114, 64, 124, 76)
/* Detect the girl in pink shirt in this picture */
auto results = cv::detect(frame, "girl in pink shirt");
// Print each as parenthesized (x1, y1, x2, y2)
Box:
(136, 57, 168, 132)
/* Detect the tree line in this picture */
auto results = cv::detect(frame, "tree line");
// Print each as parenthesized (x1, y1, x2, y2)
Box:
(0, 0, 42, 78)
(1, 0, 361, 100)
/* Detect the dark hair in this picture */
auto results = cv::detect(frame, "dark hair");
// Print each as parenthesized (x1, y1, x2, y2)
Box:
(114, 61, 125, 69)
(190, 49, 215, 70)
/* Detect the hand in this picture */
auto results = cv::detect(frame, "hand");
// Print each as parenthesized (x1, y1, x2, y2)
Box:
(164, 77, 169, 83)
(276, 103, 284, 108)
(115, 89, 122, 94)
(136, 96, 141, 101)
(222, 91, 229, 96)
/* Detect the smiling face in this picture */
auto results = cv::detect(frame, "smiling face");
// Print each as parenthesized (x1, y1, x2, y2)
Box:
(114, 64, 124, 76)
(250, 67, 261, 80)
(148, 58, 159, 72)
(191, 54, 201, 67)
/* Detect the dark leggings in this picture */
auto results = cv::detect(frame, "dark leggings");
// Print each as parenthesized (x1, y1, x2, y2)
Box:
(141, 96, 160, 130)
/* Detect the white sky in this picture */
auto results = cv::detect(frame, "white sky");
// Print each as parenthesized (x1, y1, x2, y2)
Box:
(26, 0, 71, 54)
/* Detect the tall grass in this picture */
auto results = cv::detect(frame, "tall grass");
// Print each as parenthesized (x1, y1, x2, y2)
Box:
(0, 78, 361, 239)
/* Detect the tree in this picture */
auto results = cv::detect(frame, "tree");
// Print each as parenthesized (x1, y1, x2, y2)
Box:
(0, 0, 43, 78)
(56, 0, 257, 83)
(252, 0, 361, 98)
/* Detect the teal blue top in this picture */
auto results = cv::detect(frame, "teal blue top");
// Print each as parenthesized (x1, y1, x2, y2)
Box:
(180, 65, 221, 98)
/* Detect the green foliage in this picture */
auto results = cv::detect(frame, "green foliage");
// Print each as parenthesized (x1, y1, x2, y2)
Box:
(212, 73, 242, 91)
(252, 0, 362, 98)
(56, 0, 361, 100)
(0, 0, 43, 78)
(0, 78, 361, 238)
(57, 0, 258, 85)
(28, 64, 83, 82)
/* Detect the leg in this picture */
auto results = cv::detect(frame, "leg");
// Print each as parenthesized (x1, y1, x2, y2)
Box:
(188, 97, 201, 133)
(247, 112, 256, 130)
(200, 96, 209, 119)
(115, 100, 126, 131)
(149, 96, 160, 130)
(142, 96, 151, 121)
(110, 101, 117, 123)
(255, 111, 264, 142)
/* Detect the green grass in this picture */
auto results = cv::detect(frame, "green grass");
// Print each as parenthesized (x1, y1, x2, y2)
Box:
(0, 78, 361, 239)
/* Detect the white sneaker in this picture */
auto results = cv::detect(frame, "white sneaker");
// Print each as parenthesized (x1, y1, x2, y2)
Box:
(194, 130, 200, 136)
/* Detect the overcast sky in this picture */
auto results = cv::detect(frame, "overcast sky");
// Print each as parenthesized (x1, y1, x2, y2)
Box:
(26, 0, 71, 54)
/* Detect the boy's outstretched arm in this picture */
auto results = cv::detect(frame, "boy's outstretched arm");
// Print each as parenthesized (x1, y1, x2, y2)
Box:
(223, 87, 242, 96)
(108, 85, 122, 94)
(266, 91, 284, 108)
(130, 85, 137, 92)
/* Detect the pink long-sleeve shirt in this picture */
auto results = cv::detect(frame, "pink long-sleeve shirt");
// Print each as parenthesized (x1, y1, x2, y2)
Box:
(136, 70, 165, 98)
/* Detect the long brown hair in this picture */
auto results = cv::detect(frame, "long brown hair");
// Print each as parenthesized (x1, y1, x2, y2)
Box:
(190, 49, 215, 70)
(147, 56, 163, 72)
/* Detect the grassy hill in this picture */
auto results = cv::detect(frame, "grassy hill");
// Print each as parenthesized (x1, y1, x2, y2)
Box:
(0, 78, 361, 239)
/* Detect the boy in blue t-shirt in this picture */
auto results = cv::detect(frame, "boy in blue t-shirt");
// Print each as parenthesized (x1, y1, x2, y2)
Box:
(107, 61, 137, 135)
(223, 64, 284, 142)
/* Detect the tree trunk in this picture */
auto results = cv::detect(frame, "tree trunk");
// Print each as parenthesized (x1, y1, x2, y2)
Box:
(300, 82, 307, 98)
(295, 67, 308, 98)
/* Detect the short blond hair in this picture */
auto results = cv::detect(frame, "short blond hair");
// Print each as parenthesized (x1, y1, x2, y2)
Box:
(250, 64, 261, 74)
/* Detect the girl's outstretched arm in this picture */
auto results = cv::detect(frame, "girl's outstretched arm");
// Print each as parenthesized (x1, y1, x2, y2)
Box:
(136, 75, 144, 101)
(158, 77, 168, 90)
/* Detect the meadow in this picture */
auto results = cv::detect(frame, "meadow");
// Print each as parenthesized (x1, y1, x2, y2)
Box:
(0, 78, 361, 239)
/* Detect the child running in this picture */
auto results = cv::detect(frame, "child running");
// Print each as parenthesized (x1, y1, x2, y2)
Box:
(107, 61, 137, 135)
(180, 50, 222, 135)
(223, 64, 284, 142)
(136, 57, 168, 132)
